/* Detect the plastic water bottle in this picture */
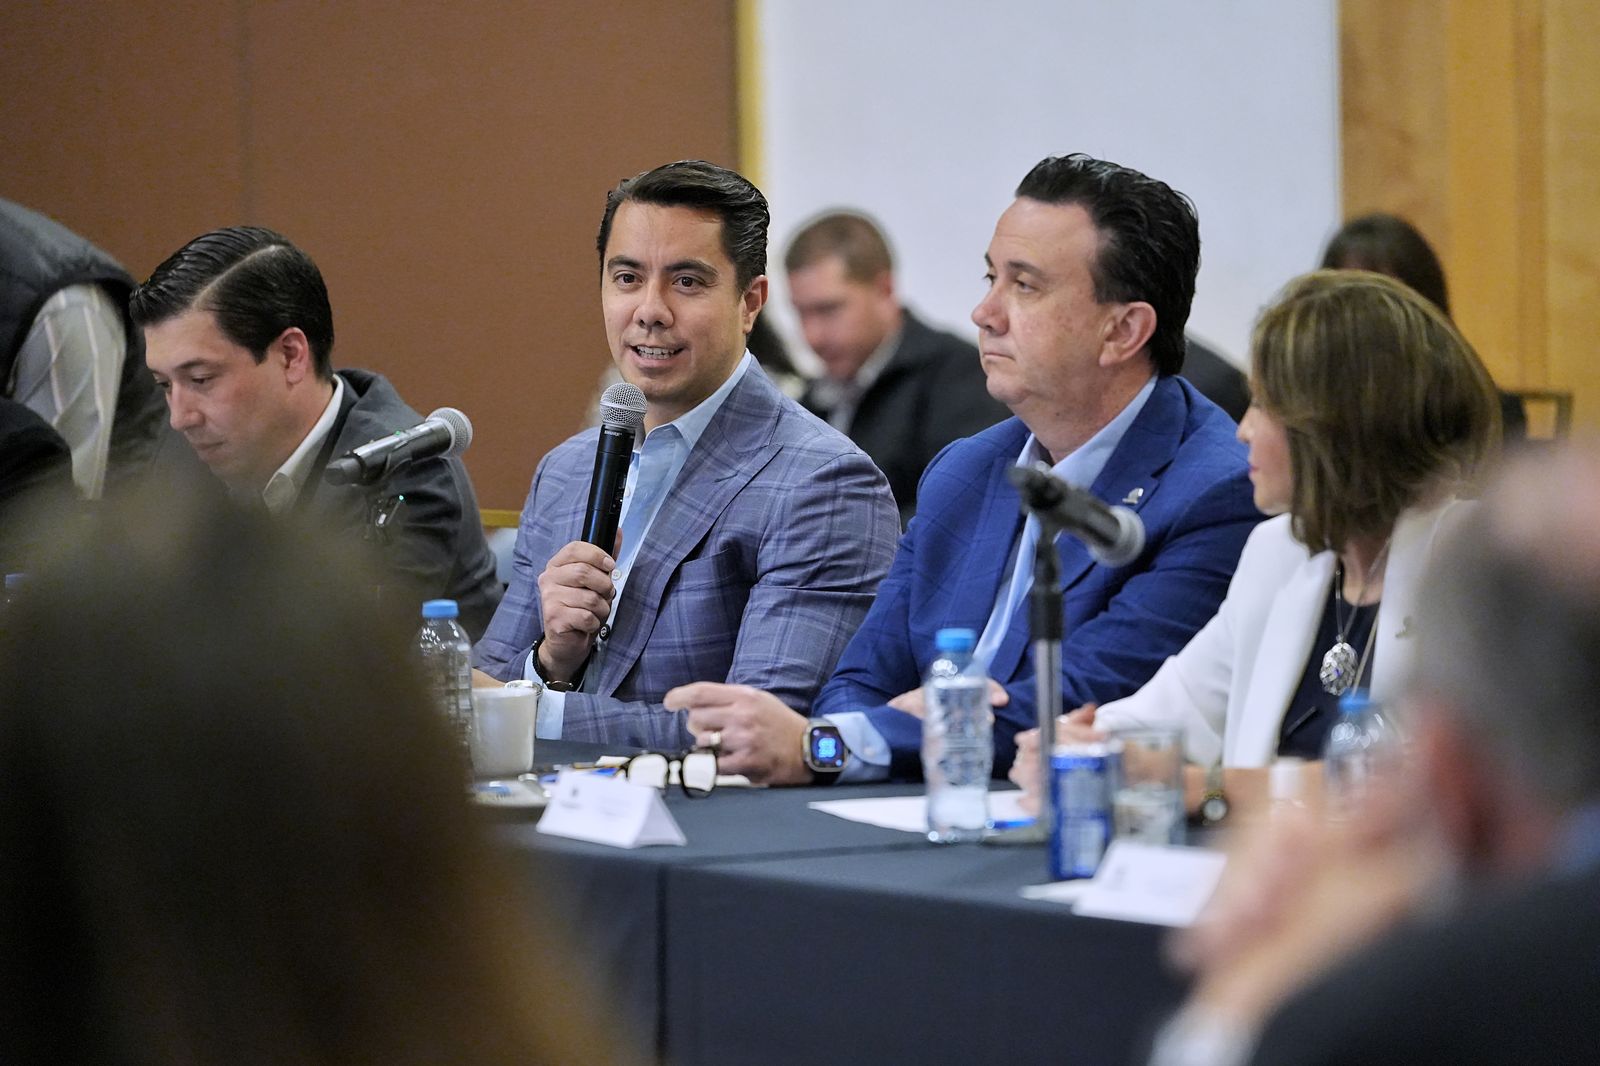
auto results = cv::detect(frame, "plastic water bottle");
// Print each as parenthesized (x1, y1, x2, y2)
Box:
(416, 599, 473, 754)
(923, 627, 993, 843)
(1322, 691, 1399, 819)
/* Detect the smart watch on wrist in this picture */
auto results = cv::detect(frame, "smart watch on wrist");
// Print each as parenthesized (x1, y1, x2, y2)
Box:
(802, 718, 850, 783)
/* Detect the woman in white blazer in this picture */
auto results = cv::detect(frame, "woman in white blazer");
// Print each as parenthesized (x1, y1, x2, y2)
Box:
(1012, 270, 1502, 809)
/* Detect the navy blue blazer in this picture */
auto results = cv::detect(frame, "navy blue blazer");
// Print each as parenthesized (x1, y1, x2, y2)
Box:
(813, 375, 1261, 777)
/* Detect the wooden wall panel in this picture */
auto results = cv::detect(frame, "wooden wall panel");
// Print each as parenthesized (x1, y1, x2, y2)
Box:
(1442, 1, 1544, 388)
(1339, 0, 1450, 258)
(1342, 0, 1598, 426)
(1, 2, 739, 507)
(1544, 0, 1600, 427)
(0, 2, 246, 274)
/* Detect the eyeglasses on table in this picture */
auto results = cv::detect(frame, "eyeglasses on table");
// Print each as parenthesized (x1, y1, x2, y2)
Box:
(624, 748, 718, 797)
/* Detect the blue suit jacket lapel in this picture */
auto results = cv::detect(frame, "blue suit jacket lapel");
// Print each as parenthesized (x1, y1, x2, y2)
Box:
(590, 371, 779, 695)
(985, 377, 1187, 682)
(953, 440, 1027, 627)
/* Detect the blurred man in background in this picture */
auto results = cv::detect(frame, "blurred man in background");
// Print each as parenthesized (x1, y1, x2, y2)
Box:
(788, 211, 1008, 525)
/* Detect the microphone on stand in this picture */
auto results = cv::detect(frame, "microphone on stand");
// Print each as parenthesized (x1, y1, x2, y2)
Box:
(324, 407, 473, 487)
(1007, 463, 1145, 566)
(583, 382, 647, 549)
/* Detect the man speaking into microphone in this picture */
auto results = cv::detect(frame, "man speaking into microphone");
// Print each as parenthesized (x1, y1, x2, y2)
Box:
(131, 226, 502, 636)
(473, 160, 899, 751)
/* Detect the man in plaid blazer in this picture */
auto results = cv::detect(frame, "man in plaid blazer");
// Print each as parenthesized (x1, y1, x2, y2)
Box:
(473, 161, 899, 750)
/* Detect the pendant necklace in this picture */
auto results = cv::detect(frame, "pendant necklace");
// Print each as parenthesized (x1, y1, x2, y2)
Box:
(1319, 537, 1392, 696)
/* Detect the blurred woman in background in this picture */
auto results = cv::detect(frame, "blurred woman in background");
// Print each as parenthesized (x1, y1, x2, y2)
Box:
(1322, 212, 1526, 441)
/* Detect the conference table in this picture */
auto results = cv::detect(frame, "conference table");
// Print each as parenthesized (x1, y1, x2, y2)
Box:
(483, 741, 1187, 1065)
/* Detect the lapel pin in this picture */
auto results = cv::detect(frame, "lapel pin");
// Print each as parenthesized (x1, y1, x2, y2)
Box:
(1121, 487, 1144, 506)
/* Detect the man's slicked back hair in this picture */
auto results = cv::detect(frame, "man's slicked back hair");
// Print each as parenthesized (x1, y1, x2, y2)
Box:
(129, 226, 335, 379)
(1014, 153, 1200, 377)
(596, 160, 769, 291)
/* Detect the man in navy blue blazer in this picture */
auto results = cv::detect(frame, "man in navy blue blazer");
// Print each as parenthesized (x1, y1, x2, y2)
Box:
(668, 154, 1261, 784)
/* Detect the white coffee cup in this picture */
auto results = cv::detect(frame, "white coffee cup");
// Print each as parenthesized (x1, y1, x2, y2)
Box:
(470, 686, 538, 777)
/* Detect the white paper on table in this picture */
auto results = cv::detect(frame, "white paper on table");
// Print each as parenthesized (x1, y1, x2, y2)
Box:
(807, 789, 1031, 834)
(1020, 881, 1094, 904)
(1030, 841, 1227, 927)
(535, 769, 687, 848)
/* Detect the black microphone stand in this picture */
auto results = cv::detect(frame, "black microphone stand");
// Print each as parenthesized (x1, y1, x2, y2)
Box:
(985, 512, 1065, 846)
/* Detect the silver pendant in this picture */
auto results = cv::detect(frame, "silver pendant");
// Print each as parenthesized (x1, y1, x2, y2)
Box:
(1320, 640, 1358, 695)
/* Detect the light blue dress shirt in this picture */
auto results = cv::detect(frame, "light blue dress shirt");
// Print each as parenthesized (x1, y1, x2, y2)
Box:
(830, 375, 1157, 781)
(526, 355, 754, 738)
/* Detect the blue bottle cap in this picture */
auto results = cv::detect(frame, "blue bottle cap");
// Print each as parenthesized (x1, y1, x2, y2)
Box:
(934, 627, 977, 653)
(1338, 690, 1372, 715)
(421, 599, 460, 619)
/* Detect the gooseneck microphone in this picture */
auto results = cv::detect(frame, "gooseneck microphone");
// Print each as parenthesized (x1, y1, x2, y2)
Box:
(324, 407, 472, 487)
(1007, 462, 1146, 567)
(583, 382, 647, 549)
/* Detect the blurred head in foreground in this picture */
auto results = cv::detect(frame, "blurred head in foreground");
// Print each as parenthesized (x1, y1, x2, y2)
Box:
(1407, 443, 1600, 875)
(0, 490, 612, 1065)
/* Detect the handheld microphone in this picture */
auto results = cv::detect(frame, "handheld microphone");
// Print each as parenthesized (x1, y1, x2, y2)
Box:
(583, 382, 647, 549)
(1007, 462, 1146, 567)
(324, 407, 472, 487)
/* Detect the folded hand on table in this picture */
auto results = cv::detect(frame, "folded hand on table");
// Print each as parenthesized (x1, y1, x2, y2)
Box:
(1008, 704, 1100, 815)
(664, 682, 813, 786)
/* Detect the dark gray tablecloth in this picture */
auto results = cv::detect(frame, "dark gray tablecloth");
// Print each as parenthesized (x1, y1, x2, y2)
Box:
(664, 844, 1184, 1065)
(486, 756, 1184, 1064)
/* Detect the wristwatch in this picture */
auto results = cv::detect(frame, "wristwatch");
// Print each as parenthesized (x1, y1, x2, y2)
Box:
(1197, 764, 1230, 827)
(802, 718, 850, 783)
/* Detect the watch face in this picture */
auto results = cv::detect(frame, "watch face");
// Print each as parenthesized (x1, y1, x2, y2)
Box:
(807, 724, 847, 771)
(1200, 794, 1229, 824)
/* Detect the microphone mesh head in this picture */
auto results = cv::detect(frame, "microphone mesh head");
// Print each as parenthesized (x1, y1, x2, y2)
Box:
(599, 382, 648, 434)
(425, 407, 473, 457)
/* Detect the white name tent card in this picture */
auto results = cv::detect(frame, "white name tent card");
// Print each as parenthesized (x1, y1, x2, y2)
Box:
(535, 770, 687, 849)
(1026, 841, 1227, 927)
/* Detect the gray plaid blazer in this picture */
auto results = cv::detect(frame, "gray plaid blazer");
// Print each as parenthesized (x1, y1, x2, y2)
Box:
(473, 365, 899, 750)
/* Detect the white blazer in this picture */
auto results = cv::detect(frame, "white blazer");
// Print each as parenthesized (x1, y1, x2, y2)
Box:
(1096, 499, 1473, 767)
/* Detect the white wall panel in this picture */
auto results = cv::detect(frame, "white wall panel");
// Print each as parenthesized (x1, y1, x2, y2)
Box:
(757, 0, 1339, 371)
